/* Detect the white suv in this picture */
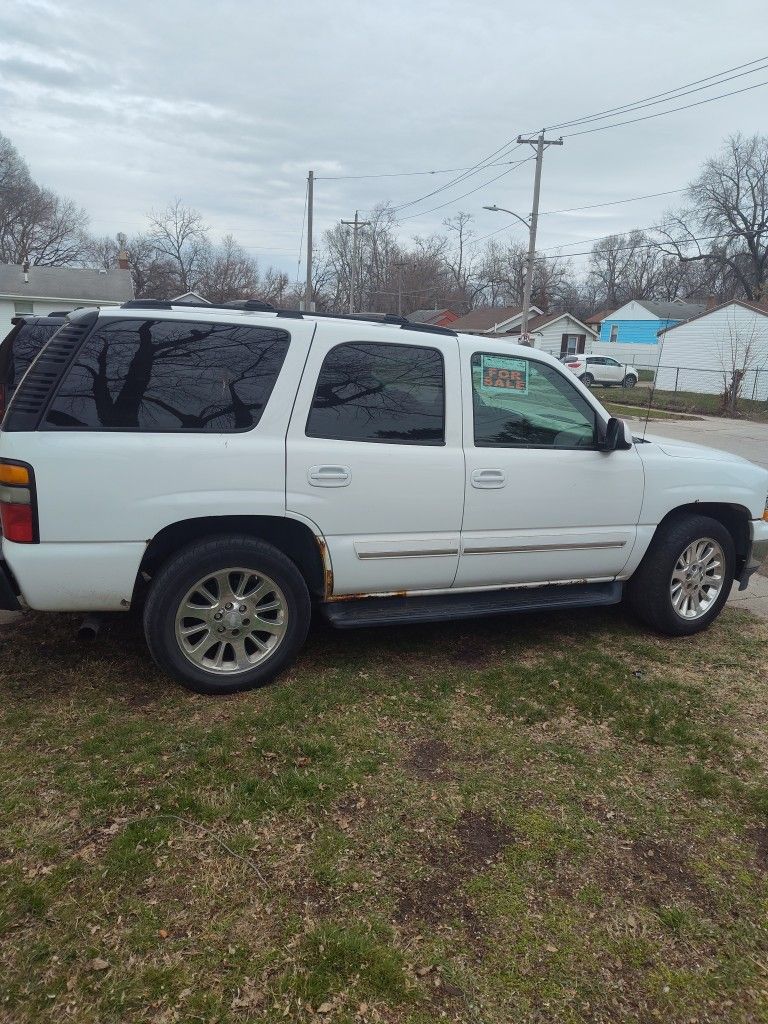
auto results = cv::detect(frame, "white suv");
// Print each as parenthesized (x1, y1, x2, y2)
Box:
(1, 300, 766, 694)
(564, 354, 638, 388)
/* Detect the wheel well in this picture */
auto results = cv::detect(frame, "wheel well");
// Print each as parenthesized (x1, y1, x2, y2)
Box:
(133, 516, 327, 606)
(657, 503, 751, 572)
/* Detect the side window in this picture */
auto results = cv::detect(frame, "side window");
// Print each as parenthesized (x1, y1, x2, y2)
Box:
(44, 318, 290, 431)
(306, 341, 444, 445)
(471, 353, 597, 449)
(12, 324, 61, 385)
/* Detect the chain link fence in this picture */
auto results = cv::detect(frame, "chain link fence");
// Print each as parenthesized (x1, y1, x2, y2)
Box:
(583, 359, 768, 416)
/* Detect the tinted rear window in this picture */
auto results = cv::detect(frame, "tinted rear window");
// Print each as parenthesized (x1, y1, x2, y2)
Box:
(44, 318, 290, 432)
(306, 341, 445, 445)
(0, 322, 62, 387)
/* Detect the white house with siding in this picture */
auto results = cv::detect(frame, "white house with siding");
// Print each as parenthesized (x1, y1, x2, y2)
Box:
(0, 264, 134, 337)
(654, 300, 768, 401)
(506, 312, 598, 358)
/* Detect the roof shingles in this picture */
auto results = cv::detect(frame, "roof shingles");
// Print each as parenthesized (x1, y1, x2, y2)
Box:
(0, 264, 134, 303)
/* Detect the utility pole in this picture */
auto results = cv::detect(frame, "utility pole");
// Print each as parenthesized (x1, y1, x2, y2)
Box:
(341, 210, 370, 314)
(304, 170, 314, 312)
(516, 133, 563, 341)
(393, 261, 407, 317)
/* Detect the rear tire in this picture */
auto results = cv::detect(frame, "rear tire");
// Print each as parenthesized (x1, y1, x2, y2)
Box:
(581, 372, 594, 386)
(626, 515, 734, 636)
(143, 535, 311, 695)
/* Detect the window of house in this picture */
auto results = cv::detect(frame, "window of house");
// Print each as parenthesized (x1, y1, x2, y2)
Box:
(44, 318, 290, 431)
(306, 341, 445, 445)
(13, 301, 34, 315)
(471, 352, 597, 449)
(609, 324, 619, 342)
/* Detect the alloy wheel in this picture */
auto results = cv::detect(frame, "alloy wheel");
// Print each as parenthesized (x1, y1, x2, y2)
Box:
(669, 538, 725, 620)
(174, 567, 288, 673)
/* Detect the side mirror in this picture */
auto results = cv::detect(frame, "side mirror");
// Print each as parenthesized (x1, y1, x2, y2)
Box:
(599, 416, 632, 452)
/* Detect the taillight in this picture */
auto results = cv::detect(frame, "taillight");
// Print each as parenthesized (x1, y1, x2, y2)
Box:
(0, 460, 38, 543)
(571, 361, 582, 369)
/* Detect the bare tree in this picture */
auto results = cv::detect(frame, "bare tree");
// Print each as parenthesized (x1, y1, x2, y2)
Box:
(656, 134, 768, 301)
(717, 307, 768, 415)
(0, 132, 90, 266)
(147, 200, 210, 293)
(198, 234, 259, 303)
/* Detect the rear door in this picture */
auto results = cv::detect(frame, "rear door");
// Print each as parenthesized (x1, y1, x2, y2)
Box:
(603, 357, 624, 383)
(286, 325, 464, 595)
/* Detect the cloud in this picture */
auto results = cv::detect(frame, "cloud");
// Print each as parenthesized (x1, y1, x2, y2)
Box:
(1, 0, 767, 278)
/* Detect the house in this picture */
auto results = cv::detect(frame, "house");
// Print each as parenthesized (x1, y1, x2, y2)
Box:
(594, 298, 706, 367)
(0, 262, 134, 336)
(407, 307, 460, 328)
(449, 305, 544, 335)
(654, 300, 768, 401)
(585, 307, 615, 335)
(507, 312, 599, 357)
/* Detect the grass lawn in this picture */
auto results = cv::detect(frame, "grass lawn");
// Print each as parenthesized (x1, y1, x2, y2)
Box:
(600, 401, 698, 423)
(2, 607, 768, 1023)
(638, 389, 768, 424)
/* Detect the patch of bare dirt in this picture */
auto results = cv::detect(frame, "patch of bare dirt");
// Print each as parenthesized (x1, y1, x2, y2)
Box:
(747, 826, 768, 870)
(601, 838, 709, 909)
(394, 810, 514, 936)
(405, 738, 453, 780)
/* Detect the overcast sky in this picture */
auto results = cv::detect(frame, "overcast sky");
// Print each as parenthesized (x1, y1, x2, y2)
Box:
(2, 0, 768, 282)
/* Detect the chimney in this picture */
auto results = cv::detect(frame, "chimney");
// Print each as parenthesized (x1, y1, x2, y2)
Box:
(706, 294, 717, 310)
(22, 259, 30, 284)
(117, 249, 129, 271)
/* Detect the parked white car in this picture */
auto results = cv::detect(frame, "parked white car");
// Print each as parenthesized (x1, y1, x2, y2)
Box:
(564, 354, 639, 388)
(1, 300, 766, 694)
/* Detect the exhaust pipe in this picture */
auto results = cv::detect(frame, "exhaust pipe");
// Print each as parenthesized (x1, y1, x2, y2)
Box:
(77, 613, 103, 641)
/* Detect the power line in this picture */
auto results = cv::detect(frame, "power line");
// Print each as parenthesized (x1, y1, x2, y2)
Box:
(314, 159, 528, 181)
(397, 156, 534, 223)
(390, 143, 524, 214)
(536, 231, 723, 260)
(547, 55, 768, 131)
(538, 223, 662, 252)
(384, 56, 768, 221)
(562, 78, 768, 138)
(539, 188, 686, 216)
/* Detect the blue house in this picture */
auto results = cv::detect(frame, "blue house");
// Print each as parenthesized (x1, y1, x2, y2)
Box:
(593, 298, 706, 366)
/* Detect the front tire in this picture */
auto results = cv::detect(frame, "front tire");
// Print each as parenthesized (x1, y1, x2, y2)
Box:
(627, 515, 734, 636)
(143, 535, 311, 695)
(622, 374, 638, 388)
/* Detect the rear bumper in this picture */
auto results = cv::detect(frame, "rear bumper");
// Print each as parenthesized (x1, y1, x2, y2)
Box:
(0, 560, 21, 611)
(738, 519, 768, 590)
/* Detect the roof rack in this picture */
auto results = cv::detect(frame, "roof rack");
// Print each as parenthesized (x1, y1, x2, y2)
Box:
(118, 298, 457, 336)
(275, 309, 458, 336)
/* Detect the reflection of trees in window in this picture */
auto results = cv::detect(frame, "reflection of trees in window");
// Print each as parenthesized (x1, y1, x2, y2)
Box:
(307, 342, 444, 444)
(45, 319, 290, 431)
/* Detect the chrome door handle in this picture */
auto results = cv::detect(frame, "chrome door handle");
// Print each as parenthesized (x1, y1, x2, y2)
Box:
(471, 468, 506, 489)
(308, 465, 351, 487)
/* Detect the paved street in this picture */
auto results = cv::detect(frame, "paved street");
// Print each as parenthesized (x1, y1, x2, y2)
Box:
(630, 411, 768, 470)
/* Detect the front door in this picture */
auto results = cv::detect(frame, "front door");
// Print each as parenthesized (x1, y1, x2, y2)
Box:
(286, 326, 465, 595)
(455, 346, 645, 589)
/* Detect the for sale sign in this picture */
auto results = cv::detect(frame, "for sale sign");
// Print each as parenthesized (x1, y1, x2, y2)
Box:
(480, 354, 528, 395)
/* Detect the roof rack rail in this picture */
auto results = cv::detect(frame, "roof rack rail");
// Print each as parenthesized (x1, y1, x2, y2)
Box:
(272, 308, 458, 336)
(116, 299, 457, 336)
(222, 299, 276, 312)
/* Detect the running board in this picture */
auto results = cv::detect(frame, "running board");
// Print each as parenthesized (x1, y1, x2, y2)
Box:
(321, 581, 623, 629)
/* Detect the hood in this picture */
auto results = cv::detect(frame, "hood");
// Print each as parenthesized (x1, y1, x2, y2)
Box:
(640, 433, 752, 465)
